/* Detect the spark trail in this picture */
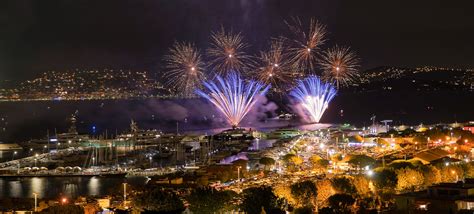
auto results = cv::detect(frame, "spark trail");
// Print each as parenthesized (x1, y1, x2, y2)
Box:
(196, 72, 270, 127)
(290, 76, 337, 123)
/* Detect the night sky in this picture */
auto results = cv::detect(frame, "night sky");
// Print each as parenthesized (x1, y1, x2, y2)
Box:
(0, 0, 473, 81)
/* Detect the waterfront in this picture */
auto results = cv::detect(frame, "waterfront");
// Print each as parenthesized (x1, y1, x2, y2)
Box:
(0, 176, 147, 199)
(1, 90, 473, 143)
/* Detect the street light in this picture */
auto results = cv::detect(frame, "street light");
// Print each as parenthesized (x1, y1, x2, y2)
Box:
(12, 151, 17, 161)
(149, 156, 153, 168)
(33, 192, 38, 212)
(123, 183, 127, 206)
(34, 158, 37, 167)
(237, 166, 242, 182)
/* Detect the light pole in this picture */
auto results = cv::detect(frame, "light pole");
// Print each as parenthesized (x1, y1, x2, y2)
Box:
(237, 166, 242, 182)
(34, 158, 37, 167)
(123, 183, 127, 207)
(12, 151, 17, 161)
(33, 192, 38, 212)
(149, 156, 153, 168)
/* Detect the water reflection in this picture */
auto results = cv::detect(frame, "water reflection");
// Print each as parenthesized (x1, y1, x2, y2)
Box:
(88, 177, 100, 196)
(64, 182, 78, 198)
(0, 179, 4, 196)
(0, 176, 146, 199)
(30, 177, 45, 198)
(9, 180, 22, 198)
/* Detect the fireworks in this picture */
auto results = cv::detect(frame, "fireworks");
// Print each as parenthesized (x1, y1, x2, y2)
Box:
(285, 17, 326, 73)
(163, 42, 206, 96)
(319, 46, 359, 89)
(195, 72, 270, 127)
(290, 76, 337, 123)
(207, 27, 253, 75)
(255, 39, 294, 93)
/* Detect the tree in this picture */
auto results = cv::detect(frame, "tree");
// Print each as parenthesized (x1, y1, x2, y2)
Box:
(318, 207, 334, 214)
(274, 184, 297, 206)
(294, 206, 313, 214)
(283, 154, 303, 171)
(395, 167, 424, 192)
(310, 155, 329, 174)
(327, 193, 355, 214)
(259, 157, 276, 171)
(187, 187, 236, 214)
(388, 160, 416, 170)
(439, 165, 464, 183)
(315, 179, 335, 207)
(290, 156, 304, 165)
(464, 162, 474, 178)
(372, 168, 397, 192)
(422, 165, 441, 187)
(331, 153, 343, 163)
(241, 186, 285, 214)
(331, 177, 356, 195)
(348, 155, 375, 169)
(290, 180, 318, 208)
(352, 175, 371, 196)
(132, 188, 185, 213)
(283, 153, 296, 162)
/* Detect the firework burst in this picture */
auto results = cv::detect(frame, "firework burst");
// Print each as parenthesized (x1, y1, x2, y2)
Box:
(207, 27, 253, 75)
(163, 42, 206, 96)
(285, 17, 326, 73)
(320, 46, 359, 89)
(195, 72, 270, 127)
(290, 76, 337, 123)
(255, 39, 294, 93)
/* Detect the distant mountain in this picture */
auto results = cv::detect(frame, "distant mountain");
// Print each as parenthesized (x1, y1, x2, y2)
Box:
(350, 66, 474, 92)
(0, 69, 169, 101)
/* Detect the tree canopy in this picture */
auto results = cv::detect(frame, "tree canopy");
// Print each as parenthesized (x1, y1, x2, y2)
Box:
(331, 177, 357, 195)
(241, 186, 285, 214)
(327, 193, 355, 214)
(133, 188, 184, 213)
(259, 157, 276, 171)
(372, 167, 397, 191)
(187, 187, 236, 214)
(290, 180, 318, 208)
(347, 155, 375, 168)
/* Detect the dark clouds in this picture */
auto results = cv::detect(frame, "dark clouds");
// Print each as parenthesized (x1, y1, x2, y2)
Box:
(0, 0, 473, 81)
